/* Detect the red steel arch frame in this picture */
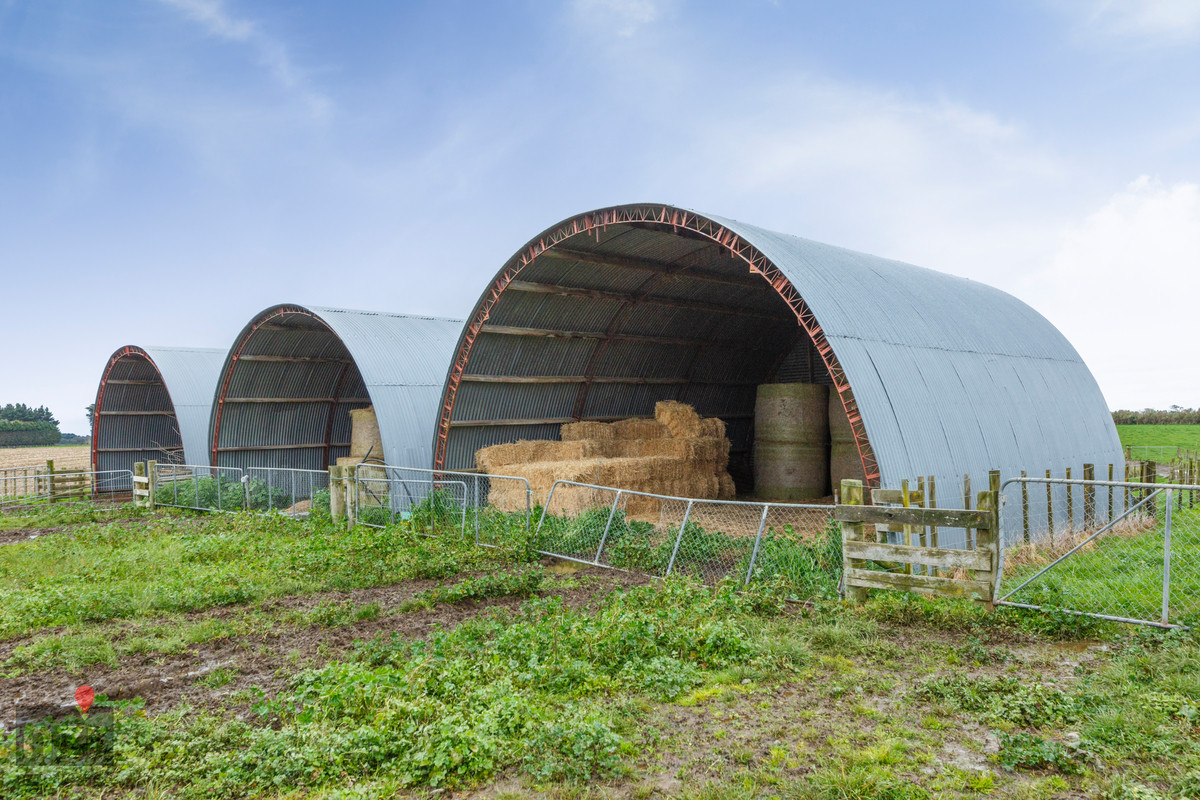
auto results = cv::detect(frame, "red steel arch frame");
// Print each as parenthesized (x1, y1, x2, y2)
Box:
(208, 304, 332, 467)
(434, 205, 881, 489)
(91, 345, 169, 472)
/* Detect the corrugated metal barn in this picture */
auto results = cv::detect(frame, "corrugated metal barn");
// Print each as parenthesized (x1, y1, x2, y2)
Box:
(92, 345, 227, 475)
(210, 304, 462, 473)
(434, 203, 1123, 497)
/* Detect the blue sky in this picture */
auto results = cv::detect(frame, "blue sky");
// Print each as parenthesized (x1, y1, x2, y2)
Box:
(2, 0, 1199, 434)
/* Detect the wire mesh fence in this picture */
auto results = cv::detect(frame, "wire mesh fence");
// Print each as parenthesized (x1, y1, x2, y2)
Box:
(534, 481, 839, 596)
(351, 465, 531, 544)
(244, 467, 330, 516)
(153, 464, 248, 512)
(0, 464, 52, 503)
(998, 475, 1200, 626)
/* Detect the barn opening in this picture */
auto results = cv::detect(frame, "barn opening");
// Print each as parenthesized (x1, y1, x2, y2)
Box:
(434, 206, 874, 500)
(92, 345, 226, 479)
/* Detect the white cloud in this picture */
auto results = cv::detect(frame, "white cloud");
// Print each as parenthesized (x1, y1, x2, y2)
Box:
(1023, 176, 1200, 409)
(155, 0, 331, 119)
(1056, 0, 1200, 45)
(569, 0, 678, 37)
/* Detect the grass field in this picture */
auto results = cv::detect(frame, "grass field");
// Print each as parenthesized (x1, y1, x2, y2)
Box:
(1, 506, 1199, 798)
(0, 444, 89, 472)
(1116, 424, 1200, 452)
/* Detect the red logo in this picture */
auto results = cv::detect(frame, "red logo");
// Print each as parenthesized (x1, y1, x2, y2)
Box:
(75, 685, 95, 713)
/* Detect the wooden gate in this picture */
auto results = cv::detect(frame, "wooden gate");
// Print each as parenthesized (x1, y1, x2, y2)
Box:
(837, 478, 1000, 607)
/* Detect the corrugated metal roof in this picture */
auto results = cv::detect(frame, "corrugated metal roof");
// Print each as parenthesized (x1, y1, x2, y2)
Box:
(436, 204, 1122, 498)
(92, 346, 227, 475)
(210, 305, 463, 473)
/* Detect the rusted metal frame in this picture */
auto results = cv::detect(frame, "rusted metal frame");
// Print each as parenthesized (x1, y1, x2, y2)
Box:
(540, 247, 767, 290)
(434, 205, 879, 487)
(209, 305, 314, 466)
(92, 346, 179, 476)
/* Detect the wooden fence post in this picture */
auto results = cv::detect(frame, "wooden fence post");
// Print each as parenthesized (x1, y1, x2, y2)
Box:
(343, 466, 357, 529)
(1020, 470, 1030, 544)
(329, 465, 345, 519)
(976, 483, 1000, 612)
(1065, 466, 1074, 533)
(1146, 461, 1158, 521)
(1107, 464, 1114, 522)
(133, 462, 146, 507)
(146, 460, 157, 511)
(1083, 463, 1095, 529)
(1045, 469, 1054, 544)
(928, 475, 938, 548)
(841, 479, 867, 603)
(46, 459, 56, 503)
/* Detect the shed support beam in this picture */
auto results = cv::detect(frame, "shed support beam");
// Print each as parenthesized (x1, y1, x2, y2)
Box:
(103, 380, 163, 386)
(235, 355, 353, 365)
(98, 410, 175, 416)
(541, 246, 768, 290)
(223, 397, 371, 404)
(460, 375, 757, 387)
(449, 413, 753, 428)
(506, 280, 782, 320)
(215, 442, 351, 452)
(480, 324, 748, 350)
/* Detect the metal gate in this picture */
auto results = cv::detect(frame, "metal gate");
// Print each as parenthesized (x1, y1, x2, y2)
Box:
(997, 475, 1200, 626)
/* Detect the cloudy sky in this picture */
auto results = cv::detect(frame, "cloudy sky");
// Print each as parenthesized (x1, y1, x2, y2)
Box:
(1, 0, 1198, 434)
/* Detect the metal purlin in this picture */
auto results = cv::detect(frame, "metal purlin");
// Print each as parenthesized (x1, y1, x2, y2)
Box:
(433, 205, 881, 489)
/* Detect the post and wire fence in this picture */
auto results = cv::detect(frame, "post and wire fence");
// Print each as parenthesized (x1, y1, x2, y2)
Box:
(996, 466, 1200, 627)
(534, 480, 840, 594)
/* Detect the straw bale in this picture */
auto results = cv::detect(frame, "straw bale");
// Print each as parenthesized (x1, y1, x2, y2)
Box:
(349, 406, 383, 460)
(476, 439, 600, 471)
(700, 417, 726, 439)
(718, 473, 737, 500)
(561, 421, 616, 441)
(612, 418, 669, 440)
(655, 401, 703, 438)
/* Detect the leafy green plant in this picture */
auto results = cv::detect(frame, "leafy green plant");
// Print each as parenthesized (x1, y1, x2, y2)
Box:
(997, 732, 1087, 774)
(524, 711, 625, 783)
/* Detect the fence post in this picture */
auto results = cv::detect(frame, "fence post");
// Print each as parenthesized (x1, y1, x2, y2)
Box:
(329, 465, 345, 519)
(46, 459, 57, 503)
(1107, 463, 1114, 522)
(665, 500, 694, 577)
(1163, 488, 1173, 626)
(1083, 463, 1094, 529)
(344, 467, 357, 529)
(841, 479, 867, 603)
(928, 475, 938, 548)
(147, 460, 157, 511)
(1045, 469, 1054, 543)
(1146, 461, 1158, 521)
(133, 462, 146, 507)
(744, 504, 771, 585)
(1020, 470, 1030, 544)
(1065, 466, 1074, 533)
(976, 481, 1000, 612)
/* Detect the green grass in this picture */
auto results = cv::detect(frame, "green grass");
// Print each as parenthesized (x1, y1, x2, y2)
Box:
(1116, 424, 1200, 452)
(1000, 504, 1200, 626)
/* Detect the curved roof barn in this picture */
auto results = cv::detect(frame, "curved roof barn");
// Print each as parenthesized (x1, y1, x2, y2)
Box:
(434, 203, 1121, 492)
(92, 346, 227, 475)
(210, 305, 462, 472)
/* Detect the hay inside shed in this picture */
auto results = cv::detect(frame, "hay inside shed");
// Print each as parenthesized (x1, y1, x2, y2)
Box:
(476, 401, 735, 519)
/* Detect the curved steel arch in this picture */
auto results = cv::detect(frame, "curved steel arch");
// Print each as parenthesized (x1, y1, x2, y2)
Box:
(435, 203, 1122, 493)
(210, 304, 462, 472)
(92, 345, 226, 474)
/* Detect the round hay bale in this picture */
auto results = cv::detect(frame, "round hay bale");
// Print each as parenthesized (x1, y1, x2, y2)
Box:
(754, 383, 830, 501)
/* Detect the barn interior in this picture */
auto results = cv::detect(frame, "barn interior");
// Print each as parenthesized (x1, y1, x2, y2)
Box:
(210, 308, 373, 473)
(441, 216, 870, 501)
(93, 348, 186, 477)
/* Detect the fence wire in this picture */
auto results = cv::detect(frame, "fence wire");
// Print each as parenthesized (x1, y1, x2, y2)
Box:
(0, 469, 132, 509)
(535, 481, 838, 595)
(999, 475, 1200, 626)
(245, 467, 329, 517)
(153, 464, 247, 512)
(352, 465, 531, 544)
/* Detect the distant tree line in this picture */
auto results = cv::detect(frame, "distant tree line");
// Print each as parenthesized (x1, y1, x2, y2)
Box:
(0, 403, 61, 447)
(1112, 407, 1200, 425)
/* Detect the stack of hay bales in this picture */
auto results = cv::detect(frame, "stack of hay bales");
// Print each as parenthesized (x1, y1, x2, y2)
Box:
(476, 401, 735, 519)
(337, 406, 387, 507)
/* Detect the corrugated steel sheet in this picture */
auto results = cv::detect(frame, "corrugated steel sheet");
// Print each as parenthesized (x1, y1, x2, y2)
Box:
(439, 204, 1123, 499)
(92, 346, 227, 475)
(211, 305, 462, 473)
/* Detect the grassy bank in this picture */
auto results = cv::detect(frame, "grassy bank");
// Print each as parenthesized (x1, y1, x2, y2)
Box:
(1116, 424, 1200, 452)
